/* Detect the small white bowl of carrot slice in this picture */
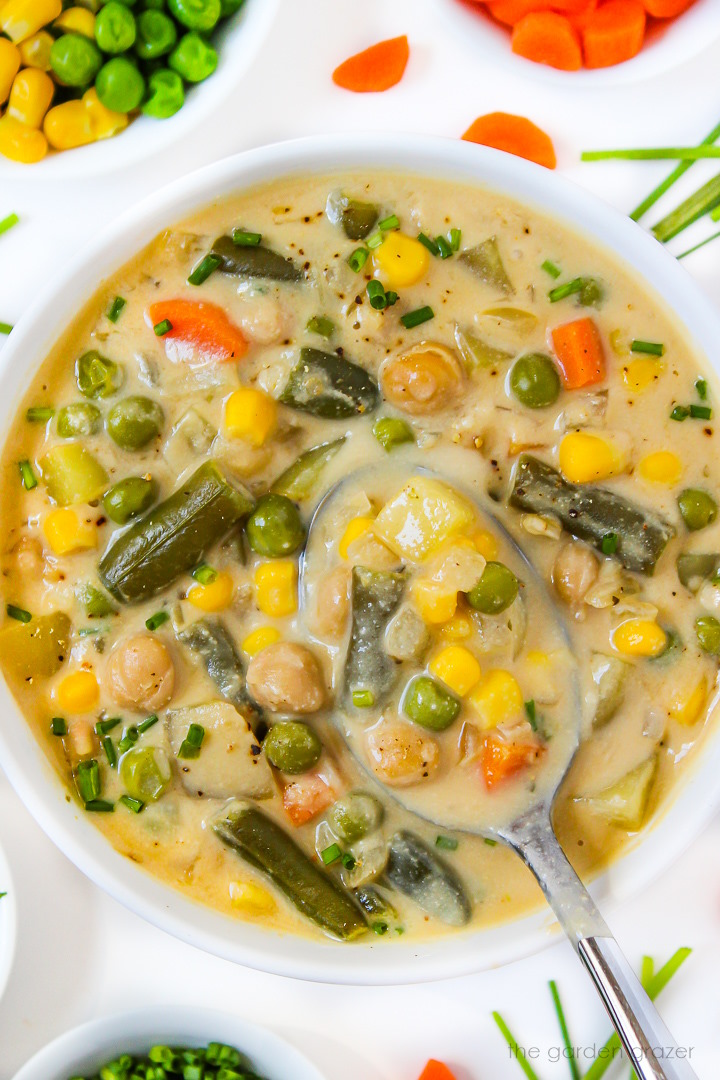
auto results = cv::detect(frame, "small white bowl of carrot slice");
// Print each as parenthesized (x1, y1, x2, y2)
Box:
(439, 0, 720, 82)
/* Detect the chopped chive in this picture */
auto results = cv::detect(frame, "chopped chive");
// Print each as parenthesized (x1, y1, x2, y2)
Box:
(541, 259, 562, 278)
(321, 843, 342, 865)
(102, 736, 117, 768)
(690, 403, 712, 420)
(232, 229, 262, 246)
(378, 213, 400, 231)
(417, 232, 440, 256)
(385, 290, 398, 306)
(367, 280, 397, 311)
(177, 740, 200, 759)
(186, 723, 205, 748)
(0, 322, 12, 336)
(435, 235, 452, 259)
(138, 713, 159, 734)
(85, 799, 114, 812)
(347, 247, 368, 273)
(492, 1013, 542, 1080)
(696, 377, 708, 400)
(583, 146, 720, 162)
(366, 231, 383, 249)
(153, 319, 172, 337)
(107, 296, 126, 323)
(18, 460, 37, 490)
(372, 921, 389, 935)
(640, 954, 654, 987)
(306, 315, 335, 338)
(524, 699, 537, 729)
(26, 406, 54, 423)
(119, 794, 144, 813)
(631, 339, 664, 356)
(712, 205, 720, 223)
(192, 563, 218, 585)
(77, 627, 104, 637)
(449, 227, 461, 251)
(601, 531, 619, 555)
(677, 229, 720, 260)
(670, 405, 689, 421)
(0, 212, 19, 237)
(400, 305, 434, 329)
(341, 852, 356, 870)
(352, 689, 375, 708)
(630, 119, 720, 222)
(145, 610, 169, 631)
(548, 278, 584, 302)
(117, 726, 139, 754)
(187, 253, 221, 286)
(75, 759, 101, 803)
(95, 717, 121, 736)
(484, 837, 498, 846)
(549, 980, 581, 1080)
(435, 835, 459, 851)
(652, 172, 720, 243)
(6, 603, 31, 623)
(51, 716, 67, 736)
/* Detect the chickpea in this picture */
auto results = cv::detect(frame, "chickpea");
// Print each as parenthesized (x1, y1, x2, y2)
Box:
(6, 535, 43, 577)
(552, 541, 599, 606)
(313, 566, 350, 641)
(366, 718, 440, 787)
(380, 343, 465, 416)
(237, 294, 289, 345)
(246, 642, 326, 714)
(105, 633, 175, 711)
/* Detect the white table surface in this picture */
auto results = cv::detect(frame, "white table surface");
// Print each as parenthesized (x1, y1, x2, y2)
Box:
(2, 1, 720, 1076)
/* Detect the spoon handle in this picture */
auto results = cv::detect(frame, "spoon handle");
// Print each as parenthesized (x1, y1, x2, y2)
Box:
(503, 806, 697, 1080)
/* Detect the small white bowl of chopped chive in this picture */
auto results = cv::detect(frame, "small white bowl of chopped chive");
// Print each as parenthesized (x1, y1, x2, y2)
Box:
(0, 0, 279, 177)
(0, 836, 17, 1003)
(11, 1006, 326, 1080)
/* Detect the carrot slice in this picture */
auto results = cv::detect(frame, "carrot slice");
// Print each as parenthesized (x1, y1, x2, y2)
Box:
(642, 0, 695, 14)
(488, 0, 594, 25)
(583, 0, 646, 68)
(512, 12, 583, 70)
(282, 773, 335, 826)
(418, 1062, 458, 1080)
(332, 35, 409, 93)
(551, 317, 606, 388)
(567, 0, 599, 30)
(146, 300, 247, 366)
(462, 112, 556, 169)
(481, 736, 542, 789)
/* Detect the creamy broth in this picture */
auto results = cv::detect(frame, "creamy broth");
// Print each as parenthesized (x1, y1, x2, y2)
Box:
(1, 171, 718, 944)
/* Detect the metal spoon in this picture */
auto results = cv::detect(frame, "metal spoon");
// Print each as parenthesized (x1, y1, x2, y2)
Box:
(302, 461, 697, 1080)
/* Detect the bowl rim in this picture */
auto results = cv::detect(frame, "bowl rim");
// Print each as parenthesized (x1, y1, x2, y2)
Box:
(10, 1004, 325, 1080)
(0, 835, 17, 1004)
(1, 132, 720, 985)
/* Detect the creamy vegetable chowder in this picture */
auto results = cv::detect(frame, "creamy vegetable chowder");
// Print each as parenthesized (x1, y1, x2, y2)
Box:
(1, 172, 718, 943)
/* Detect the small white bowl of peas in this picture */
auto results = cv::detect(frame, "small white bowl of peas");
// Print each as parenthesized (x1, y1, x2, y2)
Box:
(0, 0, 279, 176)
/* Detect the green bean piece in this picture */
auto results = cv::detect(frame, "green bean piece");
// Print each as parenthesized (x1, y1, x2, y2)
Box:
(384, 831, 471, 926)
(176, 618, 261, 725)
(76, 583, 118, 618)
(270, 437, 346, 501)
(372, 416, 415, 452)
(676, 552, 720, 591)
(96, 57, 146, 113)
(677, 488, 718, 531)
(263, 721, 322, 774)
(75, 350, 124, 399)
(213, 801, 368, 940)
(330, 194, 379, 241)
(280, 347, 380, 419)
(327, 792, 383, 843)
(696, 615, 720, 655)
(210, 233, 303, 282)
(466, 561, 519, 614)
(56, 402, 102, 439)
(107, 396, 164, 451)
(95, 2, 137, 53)
(402, 674, 461, 732)
(39, 444, 108, 506)
(135, 9, 177, 58)
(458, 237, 514, 295)
(119, 746, 172, 802)
(245, 494, 305, 558)
(103, 476, 159, 524)
(509, 353, 561, 409)
(168, 0, 221, 31)
(344, 566, 405, 709)
(0, 612, 71, 683)
(49, 33, 102, 87)
(306, 314, 335, 338)
(169, 30, 217, 81)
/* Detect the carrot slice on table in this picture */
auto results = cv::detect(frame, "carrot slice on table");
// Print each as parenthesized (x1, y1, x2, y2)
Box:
(462, 111, 556, 169)
(512, 12, 583, 70)
(583, 0, 646, 68)
(551, 317, 606, 388)
(642, 0, 695, 14)
(481, 736, 543, 789)
(332, 35, 409, 92)
(146, 299, 247, 365)
(418, 1062, 458, 1080)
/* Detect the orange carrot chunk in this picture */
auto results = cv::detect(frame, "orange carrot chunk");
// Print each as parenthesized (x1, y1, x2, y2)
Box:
(488, 0, 595, 24)
(418, 1062, 458, 1080)
(332, 35, 409, 93)
(481, 736, 543, 789)
(643, 0, 695, 15)
(512, 11, 583, 70)
(147, 300, 247, 365)
(583, 0, 646, 68)
(282, 773, 335, 826)
(567, 0, 599, 30)
(551, 317, 606, 388)
(462, 111, 557, 169)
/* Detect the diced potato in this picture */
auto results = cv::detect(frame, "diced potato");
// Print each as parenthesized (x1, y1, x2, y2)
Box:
(373, 478, 475, 562)
(166, 702, 273, 800)
(39, 444, 108, 506)
(583, 754, 658, 830)
(591, 653, 628, 728)
(0, 612, 71, 682)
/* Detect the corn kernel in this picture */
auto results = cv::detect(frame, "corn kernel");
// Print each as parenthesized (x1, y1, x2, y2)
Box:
(0, 38, 21, 104)
(668, 676, 707, 727)
(412, 579, 458, 624)
(224, 387, 277, 446)
(468, 669, 524, 730)
(53, 7, 95, 37)
(439, 613, 473, 641)
(1, 0, 62, 44)
(8, 68, 54, 128)
(637, 450, 682, 487)
(242, 625, 282, 657)
(472, 529, 498, 561)
(558, 432, 623, 484)
(55, 670, 99, 713)
(187, 571, 234, 612)
(19, 31, 53, 70)
(44, 89, 127, 152)
(623, 357, 663, 392)
(0, 114, 47, 163)
(429, 645, 481, 697)
(229, 880, 276, 916)
(611, 619, 667, 658)
(521, 650, 562, 705)
(339, 516, 374, 559)
(373, 232, 430, 289)
(83, 88, 128, 140)
(43, 508, 97, 555)
(254, 561, 297, 617)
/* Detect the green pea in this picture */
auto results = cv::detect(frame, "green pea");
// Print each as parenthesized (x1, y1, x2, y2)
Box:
(220, 0, 245, 12)
(403, 675, 460, 732)
(95, 2, 137, 53)
(107, 396, 164, 450)
(245, 494, 305, 558)
(141, 68, 184, 118)
(263, 721, 322, 774)
(142, 0, 166, 8)
(103, 476, 159, 524)
(509, 353, 561, 409)
(56, 402, 102, 439)
(169, 31, 217, 82)
(135, 10, 177, 58)
(696, 615, 720, 655)
(168, 0, 221, 31)
(677, 488, 718, 532)
(327, 792, 383, 843)
(120, 746, 172, 802)
(96, 57, 145, 112)
(76, 351, 124, 399)
(466, 561, 519, 615)
(372, 416, 415, 452)
(49, 34, 102, 88)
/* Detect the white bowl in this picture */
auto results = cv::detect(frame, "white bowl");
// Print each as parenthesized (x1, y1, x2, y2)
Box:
(0, 835, 16, 1002)
(437, 0, 720, 86)
(0, 0, 279, 180)
(11, 1005, 325, 1080)
(1, 133, 720, 984)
